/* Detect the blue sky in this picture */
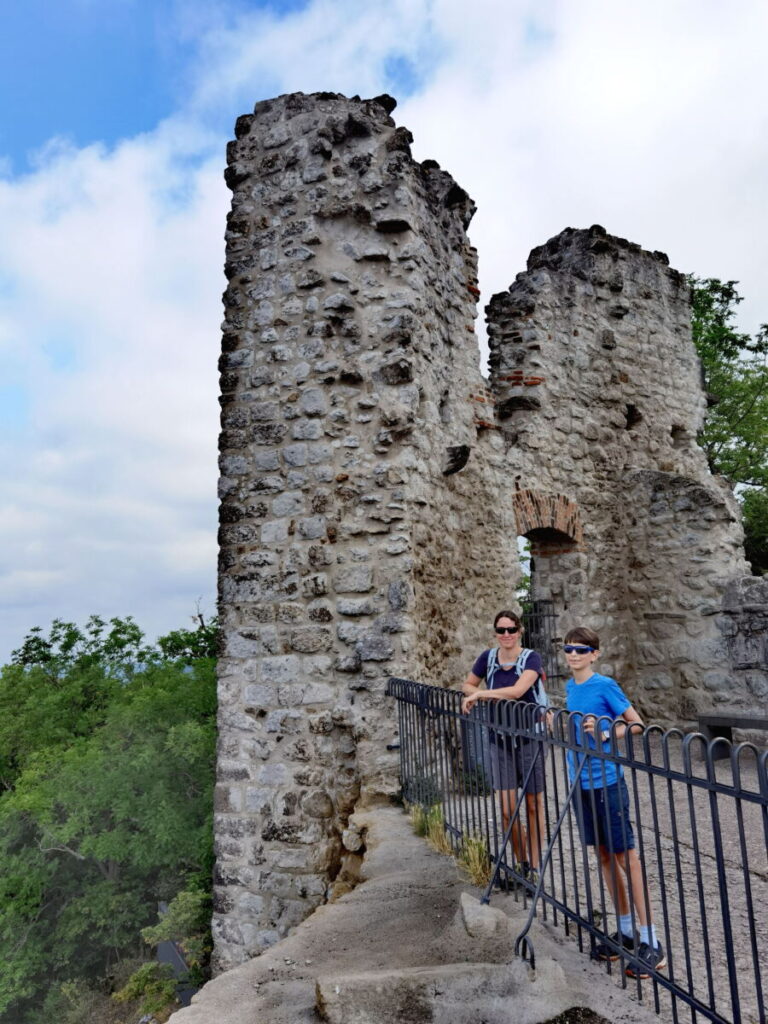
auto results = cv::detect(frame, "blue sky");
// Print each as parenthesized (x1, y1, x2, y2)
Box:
(0, 0, 430, 174)
(0, 0, 767, 661)
(2, 0, 187, 168)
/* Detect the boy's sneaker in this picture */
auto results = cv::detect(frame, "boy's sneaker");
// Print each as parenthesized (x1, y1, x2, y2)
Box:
(626, 940, 667, 978)
(593, 930, 637, 961)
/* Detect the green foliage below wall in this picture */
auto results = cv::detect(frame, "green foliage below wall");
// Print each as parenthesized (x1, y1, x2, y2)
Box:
(0, 615, 218, 1023)
(690, 277, 768, 573)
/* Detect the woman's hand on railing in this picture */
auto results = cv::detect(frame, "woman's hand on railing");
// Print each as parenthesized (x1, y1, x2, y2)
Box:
(461, 691, 481, 715)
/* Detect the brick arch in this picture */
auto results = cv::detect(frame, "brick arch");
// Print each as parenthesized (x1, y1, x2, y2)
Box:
(512, 489, 584, 555)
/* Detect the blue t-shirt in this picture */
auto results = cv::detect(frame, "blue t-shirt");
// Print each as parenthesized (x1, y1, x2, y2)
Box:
(565, 672, 631, 789)
(471, 648, 543, 700)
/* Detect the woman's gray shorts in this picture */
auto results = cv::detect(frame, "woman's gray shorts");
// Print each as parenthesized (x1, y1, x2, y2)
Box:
(491, 739, 545, 794)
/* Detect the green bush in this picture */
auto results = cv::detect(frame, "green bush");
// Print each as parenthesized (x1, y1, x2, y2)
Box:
(0, 616, 216, 1023)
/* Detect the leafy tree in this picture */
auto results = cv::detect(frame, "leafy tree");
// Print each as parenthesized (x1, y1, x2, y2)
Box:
(0, 616, 217, 1023)
(690, 277, 768, 573)
(742, 488, 768, 574)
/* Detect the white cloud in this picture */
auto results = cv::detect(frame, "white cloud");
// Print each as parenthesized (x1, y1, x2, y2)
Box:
(1, 0, 766, 659)
(0, 125, 227, 656)
(397, 0, 768, 336)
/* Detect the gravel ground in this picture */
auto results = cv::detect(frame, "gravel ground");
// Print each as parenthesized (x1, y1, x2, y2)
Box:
(451, 733, 767, 1024)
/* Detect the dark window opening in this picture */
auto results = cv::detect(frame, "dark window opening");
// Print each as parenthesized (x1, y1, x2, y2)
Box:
(625, 404, 643, 429)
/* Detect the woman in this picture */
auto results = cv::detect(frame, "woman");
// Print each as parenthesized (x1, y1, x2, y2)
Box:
(461, 609, 546, 878)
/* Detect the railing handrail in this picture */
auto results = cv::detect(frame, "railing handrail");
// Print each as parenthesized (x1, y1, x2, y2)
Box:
(386, 676, 768, 797)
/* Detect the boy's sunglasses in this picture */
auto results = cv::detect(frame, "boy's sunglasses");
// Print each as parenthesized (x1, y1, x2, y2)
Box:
(562, 644, 595, 654)
(495, 626, 520, 635)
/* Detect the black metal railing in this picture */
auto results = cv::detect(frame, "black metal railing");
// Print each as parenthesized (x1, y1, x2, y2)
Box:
(386, 677, 768, 1024)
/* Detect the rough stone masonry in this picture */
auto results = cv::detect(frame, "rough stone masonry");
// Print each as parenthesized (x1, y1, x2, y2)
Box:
(213, 90, 767, 969)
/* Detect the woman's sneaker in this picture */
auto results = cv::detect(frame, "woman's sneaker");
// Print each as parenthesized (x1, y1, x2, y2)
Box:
(626, 940, 667, 978)
(525, 864, 540, 886)
(593, 930, 637, 961)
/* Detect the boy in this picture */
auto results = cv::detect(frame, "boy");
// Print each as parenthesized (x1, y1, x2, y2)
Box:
(563, 626, 666, 979)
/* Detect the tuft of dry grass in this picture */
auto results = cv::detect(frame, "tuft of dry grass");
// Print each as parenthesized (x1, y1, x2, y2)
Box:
(407, 803, 491, 889)
(458, 834, 493, 888)
(408, 802, 428, 837)
(425, 805, 453, 856)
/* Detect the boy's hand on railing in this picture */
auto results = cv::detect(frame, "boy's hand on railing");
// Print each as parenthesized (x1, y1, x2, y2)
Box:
(582, 715, 610, 740)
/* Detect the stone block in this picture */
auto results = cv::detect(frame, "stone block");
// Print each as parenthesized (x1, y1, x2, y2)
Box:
(303, 573, 329, 597)
(341, 825, 365, 852)
(337, 621, 366, 645)
(236, 892, 265, 917)
(387, 580, 410, 611)
(283, 443, 308, 467)
(337, 597, 377, 616)
(299, 515, 326, 539)
(384, 535, 410, 555)
(289, 627, 333, 653)
(243, 683, 277, 708)
(272, 491, 304, 517)
(293, 418, 324, 439)
(260, 655, 301, 684)
(301, 789, 335, 818)
(304, 655, 333, 677)
(225, 632, 268, 658)
(257, 763, 291, 786)
(335, 652, 362, 672)
(278, 682, 336, 706)
(308, 600, 333, 622)
(261, 519, 289, 544)
(358, 634, 394, 661)
(323, 292, 355, 311)
(334, 566, 374, 593)
(299, 388, 328, 416)
(459, 892, 510, 939)
(244, 787, 271, 812)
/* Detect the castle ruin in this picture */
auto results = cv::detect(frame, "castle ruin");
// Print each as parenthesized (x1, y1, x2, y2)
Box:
(213, 91, 768, 970)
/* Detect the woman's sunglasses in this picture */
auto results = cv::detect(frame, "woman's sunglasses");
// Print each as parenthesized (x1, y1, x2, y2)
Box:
(495, 626, 520, 635)
(562, 644, 595, 654)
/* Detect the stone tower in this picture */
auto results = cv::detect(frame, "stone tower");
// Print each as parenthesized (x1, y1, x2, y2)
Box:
(214, 91, 519, 968)
(485, 227, 760, 719)
(213, 91, 766, 969)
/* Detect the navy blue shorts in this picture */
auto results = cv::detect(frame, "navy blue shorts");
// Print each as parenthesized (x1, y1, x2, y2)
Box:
(576, 779, 635, 853)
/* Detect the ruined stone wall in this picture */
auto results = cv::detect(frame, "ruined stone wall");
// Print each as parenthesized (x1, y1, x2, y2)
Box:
(214, 94, 766, 971)
(214, 91, 519, 970)
(486, 226, 758, 720)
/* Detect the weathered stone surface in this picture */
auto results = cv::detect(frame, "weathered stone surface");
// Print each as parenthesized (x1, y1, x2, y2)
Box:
(333, 567, 374, 594)
(459, 892, 510, 940)
(315, 959, 567, 1024)
(169, 808, 648, 1024)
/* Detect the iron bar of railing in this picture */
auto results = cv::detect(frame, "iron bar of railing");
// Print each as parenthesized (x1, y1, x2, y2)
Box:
(386, 677, 768, 1024)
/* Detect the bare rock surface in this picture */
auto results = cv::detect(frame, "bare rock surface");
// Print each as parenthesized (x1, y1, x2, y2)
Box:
(315, 959, 567, 1024)
(168, 806, 659, 1024)
(460, 891, 510, 940)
